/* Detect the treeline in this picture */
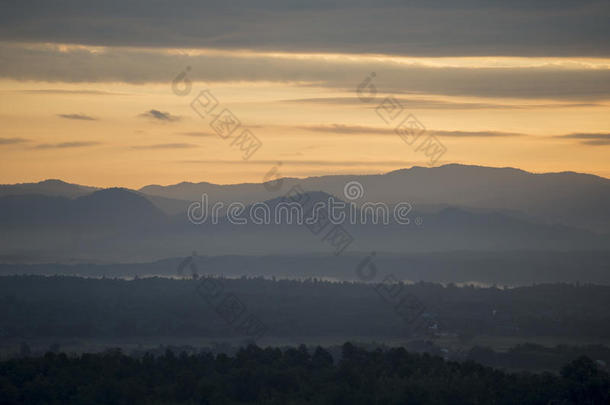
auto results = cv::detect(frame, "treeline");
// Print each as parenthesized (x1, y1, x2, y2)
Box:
(13, 340, 610, 374)
(1, 344, 608, 404)
(1, 276, 610, 340)
(465, 343, 610, 371)
(3, 250, 610, 286)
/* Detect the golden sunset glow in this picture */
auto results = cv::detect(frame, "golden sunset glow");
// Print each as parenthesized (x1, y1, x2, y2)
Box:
(1, 39, 609, 187)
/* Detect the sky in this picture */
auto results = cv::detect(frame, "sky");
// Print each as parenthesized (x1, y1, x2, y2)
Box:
(0, 0, 609, 188)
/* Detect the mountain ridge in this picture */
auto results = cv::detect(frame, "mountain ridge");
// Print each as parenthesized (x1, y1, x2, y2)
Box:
(2, 164, 609, 233)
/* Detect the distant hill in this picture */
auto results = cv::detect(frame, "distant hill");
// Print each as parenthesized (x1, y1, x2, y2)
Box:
(0, 189, 607, 263)
(0, 179, 189, 215)
(0, 164, 608, 263)
(0, 179, 98, 198)
(138, 164, 610, 233)
(5, 165, 608, 233)
(0, 188, 167, 227)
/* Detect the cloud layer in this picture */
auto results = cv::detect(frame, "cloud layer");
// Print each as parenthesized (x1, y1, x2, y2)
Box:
(0, 1, 608, 57)
(57, 113, 97, 121)
(139, 109, 180, 122)
(2, 44, 610, 101)
(33, 141, 100, 149)
(0, 137, 28, 145)
(299, 125, 525, 138)
(284, 97, 603, 110)
(558, 133, 610, 146)
(132, 143, 197, 149)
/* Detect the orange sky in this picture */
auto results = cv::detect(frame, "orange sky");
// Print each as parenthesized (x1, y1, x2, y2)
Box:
(1, 45, 609, 187)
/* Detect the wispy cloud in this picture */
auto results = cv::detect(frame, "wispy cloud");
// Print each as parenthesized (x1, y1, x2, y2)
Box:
(179, 159, 415, 167)
(19, 89, 122, 96)
(0, 137, 28, 145)
(33, 141, 101, 149)
(139, 109, 180, 122)
(132, 143, 197, 150)
(558, 133, 610, 146)
(57, 113, 97, 121)
(2, 43, 610, 101)
(178, 132, 215, 137)
(284, 97, 602, 110)
(434, 130, 524, 138)
(299, 124, 394, 135)
(299, 125, 524, 138)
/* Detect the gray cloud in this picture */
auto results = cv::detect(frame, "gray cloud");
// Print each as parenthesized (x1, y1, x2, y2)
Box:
(558, 133, 610, 146)
(0, 137, 28, 145)
(178, 132, 215, 137)
(0, 1, 608, 57)
(583, 140, 610, 146)
(179, 159, 416, 167)
(284, 97, 602, 110)
(299, 125, 525, 138)
(57, 113, 97, 121)
(1, 44, 609, 100)
(132, 143, 197, 149)
(139, 109, 180, 122)
(33, 141, 100, 149)
(299, 124, 394, 135)
(434, 130, 525, 138)
(17, 89, 122, 95)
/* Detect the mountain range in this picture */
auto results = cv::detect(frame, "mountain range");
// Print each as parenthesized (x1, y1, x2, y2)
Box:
(0, 164, 608, 265)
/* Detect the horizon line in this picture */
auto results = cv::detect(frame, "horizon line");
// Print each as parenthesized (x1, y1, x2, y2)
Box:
(1, 162, 609, 190)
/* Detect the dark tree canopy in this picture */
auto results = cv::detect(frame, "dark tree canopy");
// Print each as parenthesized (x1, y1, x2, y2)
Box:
(0, 345, 608, 404)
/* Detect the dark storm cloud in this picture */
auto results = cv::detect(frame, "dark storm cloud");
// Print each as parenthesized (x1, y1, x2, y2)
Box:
(0, 0, 608, 57)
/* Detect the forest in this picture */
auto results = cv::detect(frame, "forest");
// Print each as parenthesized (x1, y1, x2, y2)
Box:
(1, 276, 609, 340)
(1, 343, 608, 404)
